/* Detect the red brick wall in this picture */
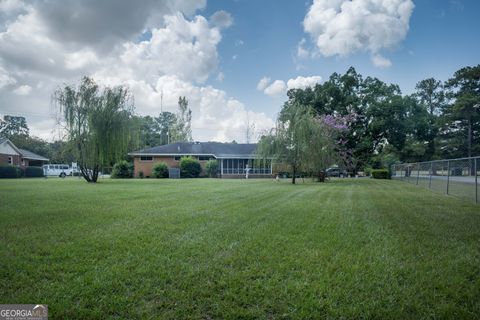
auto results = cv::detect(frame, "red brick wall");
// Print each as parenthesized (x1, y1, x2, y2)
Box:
(133, 156, 213, 177)
(0, 154, 21, 166)
(134, 156, 178, 178)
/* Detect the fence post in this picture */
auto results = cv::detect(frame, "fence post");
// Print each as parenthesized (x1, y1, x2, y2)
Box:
(416, 163, 420, 185)
(475, 158, 478, 204)
(446, 160, 450, 195)
(429, 162, 433, 189)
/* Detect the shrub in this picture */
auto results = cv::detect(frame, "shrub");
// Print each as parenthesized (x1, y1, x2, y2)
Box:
(25, 166, 44, 177)
(153, 162, 169, 178)
(205, 159, 218, 178)
(0, 165, 22, 178)
(180, 156, 201, 178)
(364, 167, 373, 177)
(138, 171, 144, 179)
(111, 160, 133, 178)
(371, 169, 390, 179)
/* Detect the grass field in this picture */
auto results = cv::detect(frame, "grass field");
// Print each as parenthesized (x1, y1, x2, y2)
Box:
(1, 178, 479, 319)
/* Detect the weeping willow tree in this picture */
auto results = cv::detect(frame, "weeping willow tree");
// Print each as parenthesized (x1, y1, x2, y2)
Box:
(53, 77, 134, 183)
(257, 103, 315, 184)
(257, 103, 341, 184)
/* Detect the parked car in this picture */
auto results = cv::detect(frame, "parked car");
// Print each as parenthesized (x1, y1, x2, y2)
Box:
(326, 167, 347, 177)
(43, 164, 72, 177)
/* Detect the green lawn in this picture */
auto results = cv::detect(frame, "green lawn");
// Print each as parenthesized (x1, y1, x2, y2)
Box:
(1, 178, 479, 319)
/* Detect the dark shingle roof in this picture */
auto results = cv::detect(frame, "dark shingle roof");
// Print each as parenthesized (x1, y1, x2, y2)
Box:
(18, 148, 49, 161)
(129, 142, 257, 158)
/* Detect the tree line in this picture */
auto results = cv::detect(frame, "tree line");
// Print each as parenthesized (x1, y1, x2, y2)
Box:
(258, 65, 480, 180)
(2, 66, 478, 183)
(0, 77, 193, 182)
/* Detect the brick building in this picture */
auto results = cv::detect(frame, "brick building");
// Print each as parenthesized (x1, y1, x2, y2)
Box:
(129, 142, 272, 178)
(0, 138, 49, 167)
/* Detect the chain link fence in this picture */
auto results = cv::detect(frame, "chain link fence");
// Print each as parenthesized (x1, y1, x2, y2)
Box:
(391, 156, 479, 204)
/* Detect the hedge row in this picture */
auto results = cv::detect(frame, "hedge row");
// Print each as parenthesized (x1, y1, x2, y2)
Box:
(0, 166, 44, 178)
(371, 169, 390, 179)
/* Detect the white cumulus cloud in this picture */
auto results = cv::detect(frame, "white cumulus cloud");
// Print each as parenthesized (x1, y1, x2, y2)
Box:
(371, 54, 392, 68)
(210, 10, 233, 29)
(263, 80, 287, 97)
(303, 0, 414, 67)
(287, 76, 322, 90)
(256, 76, 271, 91)
(258, 75, 322, 97)
(0, 1, 274, 142)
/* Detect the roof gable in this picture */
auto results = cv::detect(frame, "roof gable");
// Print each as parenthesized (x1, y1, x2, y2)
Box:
(0, 138, 21, 156)
(0, 138, 49, 161)
(18, 148, 49, 161)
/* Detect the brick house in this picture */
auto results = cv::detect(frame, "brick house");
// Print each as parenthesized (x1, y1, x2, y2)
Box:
(129, 142, 273, 178)
(0, 138, 49, 167)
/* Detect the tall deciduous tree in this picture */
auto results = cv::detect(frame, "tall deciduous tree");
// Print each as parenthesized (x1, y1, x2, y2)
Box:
(0, 115, 29, 138)
(171, 96, 192, 142)
(414, 78, 445, 159)
(443, 65, 480, 159)
(54, 77, 134, 183)
(156, 111, 177, 145)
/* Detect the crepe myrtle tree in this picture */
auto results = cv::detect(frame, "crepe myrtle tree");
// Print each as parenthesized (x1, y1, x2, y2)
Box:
(308, 114, 350, 180)
(53, 77, 135, 183)
(323, 113, 359, 176)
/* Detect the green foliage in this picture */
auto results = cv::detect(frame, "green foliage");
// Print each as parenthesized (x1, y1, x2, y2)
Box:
(156, 111, 177, 145)
(130, 112, 178, 150)
(54, 76, 135, 183)
(205, 159, 218, 177)
(370, 146, 400, 170)
(0, 115, 29, 139)
(170, 96, 192, 143)
(371, 169, 390, 179)
(310, 65, 477, 163)
(1, 116, 75, 164)
(257, 103, 339, 184)
(180, 156, 201, 178)
(138, 171, 144, 179)
(24, 166, 44, 177)
(0, 165, 23, 178)
(152, 162, 169, 178)
(111, 160, 133, 178)
(441, 65, 480, 159)
(414, 78, 445, 160)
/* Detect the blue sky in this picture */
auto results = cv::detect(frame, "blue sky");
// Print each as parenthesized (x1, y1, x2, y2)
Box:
(204, 0, 480, 116)
(0, 0, 478, 141)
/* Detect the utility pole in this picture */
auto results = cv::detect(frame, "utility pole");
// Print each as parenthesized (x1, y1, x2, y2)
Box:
(160, 90, 163, 113)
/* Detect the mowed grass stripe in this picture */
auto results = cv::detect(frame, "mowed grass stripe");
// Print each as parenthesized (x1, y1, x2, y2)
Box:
(0, 178, 479, 319)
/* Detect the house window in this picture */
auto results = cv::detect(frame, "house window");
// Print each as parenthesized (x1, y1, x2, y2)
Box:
(198, 156, 211, 161)
(174, 156, 182, 161)
(140, 156, 153, 162)
(8, 156, 12, 165)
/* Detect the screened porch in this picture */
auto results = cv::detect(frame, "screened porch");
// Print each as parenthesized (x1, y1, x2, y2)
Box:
(220, 158, 272, 175)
